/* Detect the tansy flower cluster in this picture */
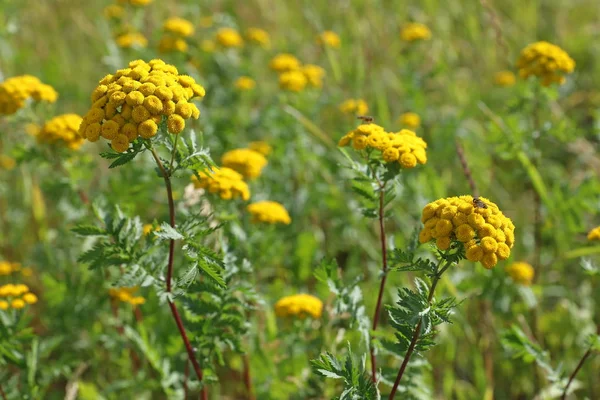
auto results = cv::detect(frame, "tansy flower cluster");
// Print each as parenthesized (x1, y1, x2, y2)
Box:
(109, 286, 145, 305)
(221, 148, 268, 179)
(400, 23, 432, 42)
(517, 41, 575, 86)
(269, 54, 325, 91)
(0, 261, 33, 277)
(247, 201, 291, 225)
(317, 31, 341, 48)
(248, 141, 272, 156)
(117, 0, 152, 5)
(419, 196, 515, 269)
(116, 32, 148, 49)
(192, 167, 250, 201)
(339, 98, 369, 116)
(494, 70, 516, 87)
(216, 27, 244, 48)
(159, 17, 195, 53)
(587, 226, 600, 241)
(0, 284, 38, 310)
(274, 294, 323, 319)
(235, 76, 256, 91)
(104, 4, 124, 19)
(398, 112, 421, 129)
(338, 123, 428, 169)
(143, 224, 160, 236)
(245, 28, 270, 48)
(0, 75, 58, 115)
(37, 114, 84, 149)
(505, 262, 534, 286)
(0, 155, 16, 170)
(78, 59, 205, 153)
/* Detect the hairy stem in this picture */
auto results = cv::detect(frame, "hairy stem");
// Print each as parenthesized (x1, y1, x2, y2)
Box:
(388, 261, 451, 399)
(561, 348, 594, 400)
(150, 148, 207, 398)
(370, 183, 388, 382)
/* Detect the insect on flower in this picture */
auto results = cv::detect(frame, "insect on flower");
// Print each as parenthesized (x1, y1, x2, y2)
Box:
(473, 196, 488, 209)
(357, 115, 374, 123)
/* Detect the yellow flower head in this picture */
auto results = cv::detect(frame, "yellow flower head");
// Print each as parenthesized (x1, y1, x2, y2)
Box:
(398, 112, 421, 129)
(279, 70, 308, 92)
(118, 0, 152, 5)
(109, 286, 145, 306)
(158, 36, 188, 53)
(0, 282, 36, 309)
(269, 53, 301, 73)
(216, 27, 244, 48)
(245, 27, 270, 47)
(516, 41, 575, 86)
(302, 64, 326, 88)
(339, 99, 369, 116)
(235, 76, 256, 91)
(248, 141, 272, 156)
(221, 148, 268, 179)
(400, 23, 432, 42)
(505, 262, 534, 286)
(0, 261, 20, 276)
(0, 75, 58, 115)
(494, 70, 516, 87)
(192, 167, 250, 201)
(587, 226, 600, 241)
(79, 59, 205, 152)
(317, 31, 341, 48)
(247, 201, 291, 225)
(104, 5, 124, 19)
(419, 195, 515, 269)
(0, 155, 16, 170)
(275, 294, 323, 319)
(163, 17, 195, 37)
(116, 32, 148, 49)
(37, 114, 84, 149)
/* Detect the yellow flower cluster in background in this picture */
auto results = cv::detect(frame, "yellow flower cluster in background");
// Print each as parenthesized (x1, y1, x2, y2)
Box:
(338, 123, 427, 169)
(302, 64, 326, 88)
(216, 27, 244, 48)
(269, 53, 325, 92)
(143, 224, 160, 236)
(163, 17, 194, 37)
(317, 31, 341, 48)
(78, 59, 205, 152)
(0, 283, 38, 310)
(494, 70, 516, 87)
(192, 167, 250, 200)
(245, 27, 270, 48)
(104, 4, 124, 19)
(0, 75, 58, 115)
(0, 261, 33, 277)
(108, 286, 145, 305)
(269, 53, 301, 73)
(275, 294, 323, 319)
(505, 262, 534, 286)
(587, 226, 600, 241)
(116, 32, 148, 49)
(37, 114, 84, 149)
(400, 23, 432, 42)
(117, 0, 152, 5)
(247, 201, 291, 225)
(398, 112, 421, 129)
(279, 70, 308, 92)
(248, 141, 272, 156)
(419, 196, 515, 269)
(221, 148, 268, 179)
(159, 17, 195, 53)
(0, 155, 16, 171)
(339, 98, 369, 116)
(235, 76, 256, 91)
(517, 41, 575, 86)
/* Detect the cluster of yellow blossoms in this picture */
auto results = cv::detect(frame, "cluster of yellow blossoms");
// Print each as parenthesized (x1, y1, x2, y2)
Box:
(248, 141, 272, 156)
(216, 27, 244, 48)
(235, 76, 256, 91)
(505, 262, 534, 286)
(192, 167, 250, 201)
(419, 196, 515, 269)
(0, 75, 58, 115)
(398, 112, 421, 129)
(269, 54, 325, 91)
(37, 114, 84, 149)
(338, 123, 428, 169)
(516, 41, 575, 86)
(275, 294, 323, 319)
(0, 261, 33, 277)
(245, 28, 270, 48)
(117, 0, 152, 5)
(109, 286, 145, 305)
(78, 59, 205, 152)
(104, 4, 125, 19)
(116, 32, 148, 49)
(339, 98, 369, 116)
(317, 31, 341, 48)
(400, 23, 432, 42)
(494, 70, 516, 87)
(0, 284, 38, 310)
(0, 155, 16, 171)
(587, 226, 600, 241)
(221, 148, 268, 179)
(247, 201, 291, 225)
(143, 224, 160, 236)
(159, 17, 195, 53)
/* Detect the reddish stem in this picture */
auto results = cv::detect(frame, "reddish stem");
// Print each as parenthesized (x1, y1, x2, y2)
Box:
(243, 354, 255, 400)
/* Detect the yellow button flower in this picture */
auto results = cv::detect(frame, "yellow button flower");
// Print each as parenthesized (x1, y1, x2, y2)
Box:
(109, 286, 145, 306)
(116, 32, 148, 49)
(221, 148, 268, 179)
(245, 28, 270, 48)
(216, 27, 244, 48)
(517, 41, 575, 86)
(275, 294, 323, 319)
(235, 76, 256, 91)
(505, 262, 534, 286)
(587, 226, 600, 241)
(37, 114, 84, 149)
(163, 17, 195, 37)
(247, 201, 291, 225)
(317, 31, 341, 48)
(0, 75, 58, 115)
(400, 23, 432, 42)
(398, 112, 421, 129)
(494, 70, 516, 87)
(192, 167, 250, 201)
(339, 99, 369, 116)
(248, 141, 272, 156)
(279, 70, 308, 92)
(302, 64, 326, 88)
(269, 53, 301, 73)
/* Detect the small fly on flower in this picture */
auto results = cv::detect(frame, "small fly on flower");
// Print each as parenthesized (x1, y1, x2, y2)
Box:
(473, 196, 488, 209)
(357, 115, 374, 124)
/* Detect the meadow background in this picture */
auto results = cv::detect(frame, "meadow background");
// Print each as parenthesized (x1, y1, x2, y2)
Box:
(1, 0, 600, 399)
